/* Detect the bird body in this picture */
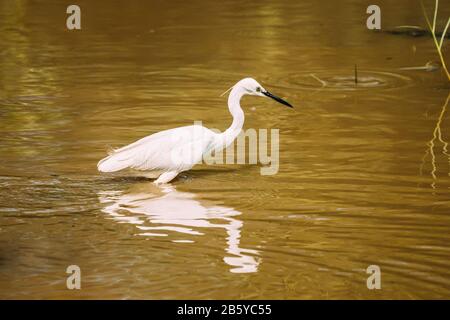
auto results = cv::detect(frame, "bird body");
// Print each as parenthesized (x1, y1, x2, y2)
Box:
(98, 78, 292, 184)
(98, 125, 217, 173)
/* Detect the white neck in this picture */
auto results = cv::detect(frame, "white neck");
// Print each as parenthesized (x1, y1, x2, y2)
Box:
(221, 86, 246, 147)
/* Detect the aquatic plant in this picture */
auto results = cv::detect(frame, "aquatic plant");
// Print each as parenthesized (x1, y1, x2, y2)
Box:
(420, 0, 450, 82)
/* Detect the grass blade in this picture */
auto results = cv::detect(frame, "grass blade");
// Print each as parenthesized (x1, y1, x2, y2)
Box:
(433, 0, 439, 33)
(439, 17, 450, 49)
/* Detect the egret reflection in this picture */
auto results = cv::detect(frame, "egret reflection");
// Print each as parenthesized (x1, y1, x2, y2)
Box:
(98, 182, 260, 273)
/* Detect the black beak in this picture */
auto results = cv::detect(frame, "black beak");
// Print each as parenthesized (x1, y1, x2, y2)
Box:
(262, 91, 293, 108)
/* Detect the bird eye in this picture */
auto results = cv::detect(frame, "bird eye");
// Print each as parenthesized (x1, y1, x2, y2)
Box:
(256, 87, 261, 92)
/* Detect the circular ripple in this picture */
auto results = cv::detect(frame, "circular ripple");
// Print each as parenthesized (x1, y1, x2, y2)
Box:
(264, 70, 414, 92)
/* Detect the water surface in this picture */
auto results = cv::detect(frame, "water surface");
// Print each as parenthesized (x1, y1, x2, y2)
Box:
(1, 0, 450, 299)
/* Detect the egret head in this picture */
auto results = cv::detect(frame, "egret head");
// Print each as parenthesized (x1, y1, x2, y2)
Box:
(237, 77, 293, 108)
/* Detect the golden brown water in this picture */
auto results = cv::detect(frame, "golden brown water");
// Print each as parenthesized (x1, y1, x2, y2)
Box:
(1, 0, 450, 299)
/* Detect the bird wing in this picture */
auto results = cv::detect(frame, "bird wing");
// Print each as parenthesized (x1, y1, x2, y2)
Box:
(97, 125, 217, 173)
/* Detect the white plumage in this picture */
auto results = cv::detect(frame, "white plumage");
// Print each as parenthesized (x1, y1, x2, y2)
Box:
(97, 77, 292, 184)
(98, 125, 216, 172)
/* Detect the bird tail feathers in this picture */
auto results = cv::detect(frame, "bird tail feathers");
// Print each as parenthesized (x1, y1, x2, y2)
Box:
(97, 151, 133, 172)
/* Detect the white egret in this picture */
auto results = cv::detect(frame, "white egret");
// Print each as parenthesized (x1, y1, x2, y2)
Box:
(97, 77, 293, 184)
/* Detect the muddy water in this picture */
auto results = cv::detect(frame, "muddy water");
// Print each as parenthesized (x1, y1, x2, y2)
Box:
(1, 0, 450, 299)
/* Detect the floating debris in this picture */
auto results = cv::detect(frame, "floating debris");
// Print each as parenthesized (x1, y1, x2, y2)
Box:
(383, 25, 450, 38)
(399, 60, 441, 72)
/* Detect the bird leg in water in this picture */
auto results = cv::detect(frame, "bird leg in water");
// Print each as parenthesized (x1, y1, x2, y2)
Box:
(154, 171, 179, 185)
